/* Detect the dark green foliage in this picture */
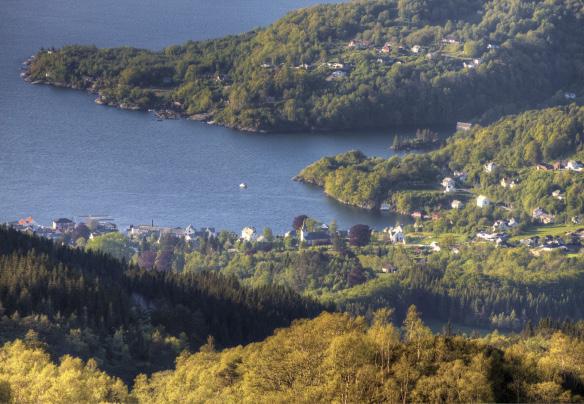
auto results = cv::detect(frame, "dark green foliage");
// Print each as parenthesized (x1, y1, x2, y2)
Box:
(335, 244, 584, 331)
(0, 227, 323, 381)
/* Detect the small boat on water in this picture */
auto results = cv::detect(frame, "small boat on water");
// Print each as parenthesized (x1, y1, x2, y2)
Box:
(239, 183, 248, 189)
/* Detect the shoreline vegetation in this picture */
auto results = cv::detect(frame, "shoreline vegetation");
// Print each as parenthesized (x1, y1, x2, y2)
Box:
(295, 105, 584, 219)
(22, 0, 584, 133)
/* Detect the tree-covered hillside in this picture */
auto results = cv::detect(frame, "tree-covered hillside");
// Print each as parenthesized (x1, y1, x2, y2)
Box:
(0, 227, 323, 381)
(26, 0, 584, 132)
(4, 308, 584, 402)
(297, 104, 584, 216)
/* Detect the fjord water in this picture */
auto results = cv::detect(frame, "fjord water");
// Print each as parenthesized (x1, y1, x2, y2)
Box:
(0, 0, 417, 233)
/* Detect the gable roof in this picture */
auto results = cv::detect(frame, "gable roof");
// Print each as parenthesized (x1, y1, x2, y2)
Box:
(303, 231, 331, 241)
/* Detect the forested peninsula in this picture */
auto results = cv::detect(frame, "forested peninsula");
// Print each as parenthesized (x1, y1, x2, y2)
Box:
(296, 105, 584, 216)
(24, 0, 584, 132)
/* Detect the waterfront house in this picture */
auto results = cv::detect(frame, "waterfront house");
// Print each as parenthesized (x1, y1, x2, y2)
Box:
(184, 225, 198, 242)
(241, 227, 257, 242)
(300, 227, 331, 246)
(456, 122, 472, 131)
(127, 224, 168, 239)
(52, 218, 75, 232)
(565, 92, 577, 100)
(476, 195, 490, 208)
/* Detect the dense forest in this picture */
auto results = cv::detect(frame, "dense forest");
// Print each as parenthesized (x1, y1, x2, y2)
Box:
(0, 227, 323, 381)
(25, 0, 584, 132)
(4, 308, 584, 402)
(297, 104, 584, 217)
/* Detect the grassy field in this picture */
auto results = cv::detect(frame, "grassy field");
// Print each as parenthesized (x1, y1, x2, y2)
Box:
(510, 223, 583, 241)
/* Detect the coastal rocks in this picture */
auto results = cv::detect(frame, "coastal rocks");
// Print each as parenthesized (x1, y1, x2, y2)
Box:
(188, 112, 213, 121)
(154, 109, 180, 119)
(119, 103, 140, 111)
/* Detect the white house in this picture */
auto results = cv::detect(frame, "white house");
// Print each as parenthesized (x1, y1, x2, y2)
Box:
(463, 59, 481, 69)
(184, 224, 197, 241)
(552, 189, 564, 200)
(411, 45, 422, 53)
(484, 162, 497, 173)
(326, 62, 345, 69)
(567, 160, 583, 172)
(492, 220, 509, 232)
(451, 200, 463, 209)
(532, 208, 555, 224)
(384, 225, 405, 244)
(241, 227, 257, 242)
(476, 195, 490, 208)
(441, 177, 456, 193)
(430, 241, 441, 252)
(565, 92, 577, 100)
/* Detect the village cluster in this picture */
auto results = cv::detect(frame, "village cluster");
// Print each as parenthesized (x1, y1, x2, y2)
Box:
(402, 157, 584, 254)
(5, 204, 584, 259)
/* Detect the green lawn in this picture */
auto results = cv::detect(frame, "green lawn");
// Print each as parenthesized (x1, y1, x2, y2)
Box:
(510, 223, 583, 241)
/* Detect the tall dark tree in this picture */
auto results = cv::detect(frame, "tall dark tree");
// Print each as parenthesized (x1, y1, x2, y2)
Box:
(349, 224, 371, 246)
(293, 215, 309, 230)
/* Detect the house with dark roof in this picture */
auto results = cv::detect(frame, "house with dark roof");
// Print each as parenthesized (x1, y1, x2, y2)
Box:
(300, 227, 331, 246)
(52, 218, 75, 232)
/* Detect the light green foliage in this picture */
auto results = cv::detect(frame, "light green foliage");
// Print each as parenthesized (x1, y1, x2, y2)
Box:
(85, 232, 133, 261)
